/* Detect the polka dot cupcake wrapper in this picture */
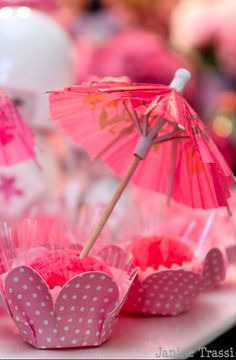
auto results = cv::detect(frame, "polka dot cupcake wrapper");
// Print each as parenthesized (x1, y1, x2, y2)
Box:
(226, 245, 236, 264)
(122, 247, 227, 316)
(3, 266, 135, 349)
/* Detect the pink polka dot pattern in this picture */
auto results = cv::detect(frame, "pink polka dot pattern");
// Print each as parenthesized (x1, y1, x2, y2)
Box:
(124, 269, 202, 316)
(4, 266, 133, 349)
(123, 247, 227, 316)
(226, 245, 236, 265)
(55, 272, 119, 347)
(5, 266, 54, 348)
(100, 284, 132, 343)
(202, 248, 226, 290)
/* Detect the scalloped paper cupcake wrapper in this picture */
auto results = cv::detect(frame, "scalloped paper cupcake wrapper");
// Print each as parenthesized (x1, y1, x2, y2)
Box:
(2, 265, 136, 349)
(99, 246, 227, 316)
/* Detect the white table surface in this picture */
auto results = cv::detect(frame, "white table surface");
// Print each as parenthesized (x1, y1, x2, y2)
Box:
(0, 267, 236, 359)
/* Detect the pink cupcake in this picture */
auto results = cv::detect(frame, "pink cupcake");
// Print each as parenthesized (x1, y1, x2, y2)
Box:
(0, 219, 136, 349)
(99, 205, 228, 317)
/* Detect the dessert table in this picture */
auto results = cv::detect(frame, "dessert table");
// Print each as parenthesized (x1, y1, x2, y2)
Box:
(0, 267, 236, 359)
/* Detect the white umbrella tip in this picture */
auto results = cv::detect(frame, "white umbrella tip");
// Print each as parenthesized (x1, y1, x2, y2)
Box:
(175, 68, 192, 81)
(170, 68, 192, 92)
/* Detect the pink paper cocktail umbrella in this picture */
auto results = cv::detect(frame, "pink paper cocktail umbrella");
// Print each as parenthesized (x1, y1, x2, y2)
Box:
(0, 92, 35, 166)
(49, 69, 235, 257)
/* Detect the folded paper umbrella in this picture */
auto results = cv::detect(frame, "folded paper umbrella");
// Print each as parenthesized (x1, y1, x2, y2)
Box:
(49, 69, 235, 257)
(0, 92, 35, 166)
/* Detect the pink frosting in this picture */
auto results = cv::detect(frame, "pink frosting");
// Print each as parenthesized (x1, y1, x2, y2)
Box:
(30, 249, 111, 289)
(131, 235, 194, 271)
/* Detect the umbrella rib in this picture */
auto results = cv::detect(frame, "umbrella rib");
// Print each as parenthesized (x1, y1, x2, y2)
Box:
(152, 129, 187, 144)
(143, 114, 149, 136)
(133, 109, 141, 132)
(147, 118, 166, 140)
(142, 98, 150, 136)
(157, 135, 190, 144)
(123, 101, 142, 135)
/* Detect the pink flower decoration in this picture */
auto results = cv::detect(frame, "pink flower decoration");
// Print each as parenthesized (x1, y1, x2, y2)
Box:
(171, 0, 236, 77)
(75, 30, 197, 101)
(171, 0, 218, 50)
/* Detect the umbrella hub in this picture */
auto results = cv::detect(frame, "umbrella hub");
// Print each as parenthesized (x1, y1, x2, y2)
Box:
(134, 136, 153, 159)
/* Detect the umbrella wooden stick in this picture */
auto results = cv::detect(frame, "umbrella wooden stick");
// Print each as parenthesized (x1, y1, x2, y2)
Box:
(80, 69, 191, 258)
(80, 155, 141, 257)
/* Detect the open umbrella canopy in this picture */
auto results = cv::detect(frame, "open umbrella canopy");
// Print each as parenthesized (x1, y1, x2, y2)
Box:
(49, 71, 234, 210)
(0, 92, 35, 166)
